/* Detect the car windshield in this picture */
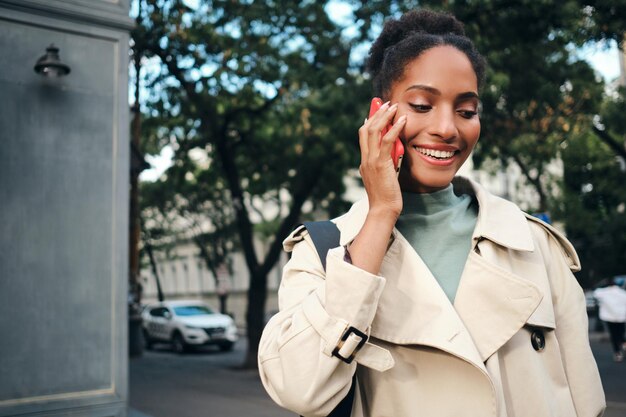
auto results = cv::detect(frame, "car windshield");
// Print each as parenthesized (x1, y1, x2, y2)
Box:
(173, 305, 214, 316)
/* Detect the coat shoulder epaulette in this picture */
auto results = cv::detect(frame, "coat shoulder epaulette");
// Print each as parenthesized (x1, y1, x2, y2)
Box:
(282, 224, 309, 252)
(524, 213, 581, 272)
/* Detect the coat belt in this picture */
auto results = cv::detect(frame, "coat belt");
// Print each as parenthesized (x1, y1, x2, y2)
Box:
(302, 292, 395, 372)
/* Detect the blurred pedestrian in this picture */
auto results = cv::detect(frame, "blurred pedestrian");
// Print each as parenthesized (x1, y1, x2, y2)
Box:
(594, 278, 626, 362)
(259, 8, 605, 417)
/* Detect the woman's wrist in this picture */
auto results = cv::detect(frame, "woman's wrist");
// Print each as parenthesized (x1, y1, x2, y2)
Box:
(348, 208, 397, 275)
(367, 205, 400, 227)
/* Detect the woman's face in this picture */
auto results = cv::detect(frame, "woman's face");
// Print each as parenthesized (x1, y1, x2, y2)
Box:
(389, 45, 481, 193)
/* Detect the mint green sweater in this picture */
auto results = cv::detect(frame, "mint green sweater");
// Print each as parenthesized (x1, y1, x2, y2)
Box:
(395, 185, 478, 303)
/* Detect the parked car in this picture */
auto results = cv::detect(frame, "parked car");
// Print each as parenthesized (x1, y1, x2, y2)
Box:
(142, 300, 238, 353)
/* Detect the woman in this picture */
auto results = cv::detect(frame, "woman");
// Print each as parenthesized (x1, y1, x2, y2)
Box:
(258, 9, 605, 417)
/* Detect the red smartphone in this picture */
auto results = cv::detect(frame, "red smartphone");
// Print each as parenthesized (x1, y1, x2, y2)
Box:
(368, 97, 404, 173)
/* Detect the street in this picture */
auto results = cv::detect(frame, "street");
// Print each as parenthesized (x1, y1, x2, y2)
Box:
(590, 333, 626, 417)
(130, 335, 626, 417)
(129, 341, 292, 417)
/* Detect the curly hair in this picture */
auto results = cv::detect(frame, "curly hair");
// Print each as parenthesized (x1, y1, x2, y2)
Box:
(367, 9, 486, 98)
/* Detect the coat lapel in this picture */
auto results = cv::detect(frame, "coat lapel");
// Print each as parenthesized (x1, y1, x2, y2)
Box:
(453, 178, 549, 361)
(369, 231, 487, 372)
(454, 250, 543, 362)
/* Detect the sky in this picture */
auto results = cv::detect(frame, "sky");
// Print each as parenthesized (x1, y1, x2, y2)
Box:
(576, 40, 622, 82)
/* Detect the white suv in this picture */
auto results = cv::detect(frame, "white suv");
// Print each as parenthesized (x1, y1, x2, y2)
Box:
(142, 300, 238, 353)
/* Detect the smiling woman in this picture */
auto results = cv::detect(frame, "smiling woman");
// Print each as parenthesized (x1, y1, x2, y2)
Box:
(258, 9, 605, 417)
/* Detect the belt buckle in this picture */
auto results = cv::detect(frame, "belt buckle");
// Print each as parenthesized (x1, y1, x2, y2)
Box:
(332, 325, 367, 364)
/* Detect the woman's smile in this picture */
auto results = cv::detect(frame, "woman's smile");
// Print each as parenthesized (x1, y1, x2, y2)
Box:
(411, 144, 460, 166)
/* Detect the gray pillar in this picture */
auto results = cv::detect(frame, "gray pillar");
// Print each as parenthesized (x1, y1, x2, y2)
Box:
(0, 1, 132, 416)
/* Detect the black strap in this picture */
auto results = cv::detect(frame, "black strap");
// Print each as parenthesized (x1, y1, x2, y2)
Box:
(302, 221, 341, 272)
(299, 221, 355, 417)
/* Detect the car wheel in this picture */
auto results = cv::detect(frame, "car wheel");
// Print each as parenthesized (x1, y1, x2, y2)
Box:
(171, 332, 187, 354)
(142, 329, 153, 350)
(218, 341, 234, 352)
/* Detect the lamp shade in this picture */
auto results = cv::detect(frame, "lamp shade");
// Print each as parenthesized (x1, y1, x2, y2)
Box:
(34, 44, 71, 77)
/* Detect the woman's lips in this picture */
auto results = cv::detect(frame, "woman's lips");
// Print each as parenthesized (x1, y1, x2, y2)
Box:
(413, 145, 458, 166)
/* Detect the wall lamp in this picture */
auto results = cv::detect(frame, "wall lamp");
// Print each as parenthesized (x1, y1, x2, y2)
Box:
(34, 44, 71, 77)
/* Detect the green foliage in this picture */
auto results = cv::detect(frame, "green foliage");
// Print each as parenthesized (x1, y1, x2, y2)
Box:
(136, 0, 367, 224)
(554, 127, 626, 288)
(598, 86, 626, 145)
(552, 86, 626, 287)
(134, 0, 375, 269)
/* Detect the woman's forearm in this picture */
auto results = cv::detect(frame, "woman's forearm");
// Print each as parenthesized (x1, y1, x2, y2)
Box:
(348, 207, 398, 275)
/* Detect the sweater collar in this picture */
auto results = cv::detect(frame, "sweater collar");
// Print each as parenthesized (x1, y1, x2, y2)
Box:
(400, 184, 464, 216)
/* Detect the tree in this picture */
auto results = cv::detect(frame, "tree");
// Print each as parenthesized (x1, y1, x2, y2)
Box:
(135, 0, 368, 367)
(552, 85, 626, 288)
(554, 127, 626, 288)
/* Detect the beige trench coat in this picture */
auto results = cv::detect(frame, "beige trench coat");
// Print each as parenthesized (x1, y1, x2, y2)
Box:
(258, 177, 605, 417)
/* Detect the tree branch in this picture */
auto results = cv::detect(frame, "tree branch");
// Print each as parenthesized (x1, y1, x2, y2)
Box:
(247, 195, 268, 223)
(212, 124, 260, 273)
(511, 154, 548, 212)
(592, 125, 626, 161)
(260, 163, 324, 276)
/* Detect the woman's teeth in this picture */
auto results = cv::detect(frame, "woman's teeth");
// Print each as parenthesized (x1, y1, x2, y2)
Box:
(415, 147, 455, 159)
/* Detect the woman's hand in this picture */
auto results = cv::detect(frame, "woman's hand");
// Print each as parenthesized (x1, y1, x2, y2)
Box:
(349, 102, 406, 275)
(358, 102, 407, 219)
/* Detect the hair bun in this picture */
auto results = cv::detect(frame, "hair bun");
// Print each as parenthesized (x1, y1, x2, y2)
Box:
(368, 9, 465, 76)
(402, 9, 465, 36)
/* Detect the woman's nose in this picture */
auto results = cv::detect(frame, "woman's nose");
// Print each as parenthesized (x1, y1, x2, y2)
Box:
(429, 107, 458, 140)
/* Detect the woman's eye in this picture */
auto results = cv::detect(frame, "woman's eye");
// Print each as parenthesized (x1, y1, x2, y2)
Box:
(458, 109, 478, 119)
(409, 103, 431, 112)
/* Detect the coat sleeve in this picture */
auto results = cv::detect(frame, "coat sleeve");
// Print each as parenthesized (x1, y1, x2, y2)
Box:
(258, 230, 387, 417)
(538, 226, 606, 417)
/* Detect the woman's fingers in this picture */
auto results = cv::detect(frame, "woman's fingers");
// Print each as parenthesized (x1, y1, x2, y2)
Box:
(366, 102, 393, 153)
(379, 115, 407, 160)
(363, 103, 397, 156)
(359, 102, 403, 168)
(358, 118, 370, 162)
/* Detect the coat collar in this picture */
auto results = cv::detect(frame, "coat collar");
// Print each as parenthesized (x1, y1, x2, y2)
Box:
(335, 176, 535, 253)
